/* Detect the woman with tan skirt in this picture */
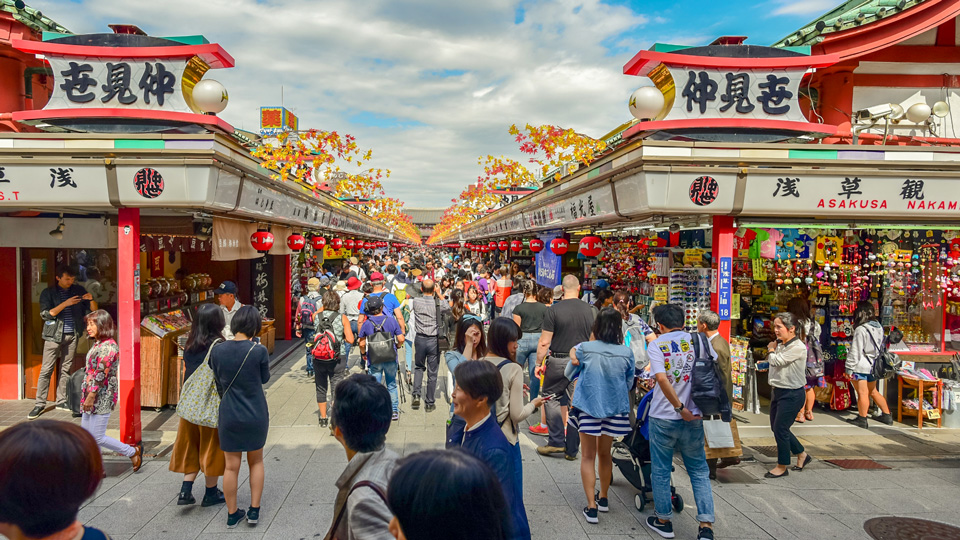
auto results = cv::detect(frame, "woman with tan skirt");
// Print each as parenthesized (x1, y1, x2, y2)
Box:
(170, 304, 227, 507)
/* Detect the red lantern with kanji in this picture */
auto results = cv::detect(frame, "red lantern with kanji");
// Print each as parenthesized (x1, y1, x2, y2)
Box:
(488, 241, 497, 249)
(312, 236, 326, 250)
(497, 240, 508, 251)
(286, 233, 306, 251)
(481, 245, 491, 253)
(345, 239, 355, 249)
(579, 235, 602, 258)
(510, 240, 523, 252)
(251, 229, 274, 254)
(331, 237, 343, 249)
(529, 239, 544, 253)
(550, 238, 569, 255)
(366, 242, 375, 249)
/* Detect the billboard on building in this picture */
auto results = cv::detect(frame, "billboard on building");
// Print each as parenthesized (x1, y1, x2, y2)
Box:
(260, 107, 298, 136)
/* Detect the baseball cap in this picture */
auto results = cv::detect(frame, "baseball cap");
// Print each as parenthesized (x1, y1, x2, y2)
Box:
(307, 277, 321, 288)
(215, 281, 238, 295)
(364, 295, 384, 314)
(595, 279, 609, 289)
(347, 277, 362, 290)
(370, 271, 385, 282)
(319, 276, 331, 287)
(553, 285, 563, 301)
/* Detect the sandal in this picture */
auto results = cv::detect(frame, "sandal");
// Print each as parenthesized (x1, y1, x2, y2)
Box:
(805, 410, 814, 421)
(795, 416, 805, 423)
(130, 442, 144, 472)
(792, 454, 813, 471)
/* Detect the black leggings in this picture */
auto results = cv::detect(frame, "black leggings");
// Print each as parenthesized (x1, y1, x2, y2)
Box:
(769, 387, 806, 466)
(315, 360, 341, 404)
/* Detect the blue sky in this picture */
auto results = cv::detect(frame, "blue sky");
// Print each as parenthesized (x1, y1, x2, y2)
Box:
(29, 0, 838, 207)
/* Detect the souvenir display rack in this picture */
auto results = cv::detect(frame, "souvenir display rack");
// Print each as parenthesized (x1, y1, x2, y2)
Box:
(140, 309, 191, 409)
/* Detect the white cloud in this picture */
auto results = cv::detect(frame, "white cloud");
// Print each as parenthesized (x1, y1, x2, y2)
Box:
(26, 0, 655, 207)
(771, 0, 836, 17)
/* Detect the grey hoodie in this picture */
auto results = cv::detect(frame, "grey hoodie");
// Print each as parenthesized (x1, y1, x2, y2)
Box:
(846, 320, 884, 375)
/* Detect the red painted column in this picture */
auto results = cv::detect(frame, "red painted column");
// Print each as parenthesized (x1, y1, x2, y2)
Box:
(117, 208, 142, 445)
(711, 215, 735, 341)
(0, 248, 19, 399)
(283, 255, 292, 340)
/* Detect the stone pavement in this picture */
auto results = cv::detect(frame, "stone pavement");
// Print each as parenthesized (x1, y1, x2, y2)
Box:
(5, 350, 960, 540)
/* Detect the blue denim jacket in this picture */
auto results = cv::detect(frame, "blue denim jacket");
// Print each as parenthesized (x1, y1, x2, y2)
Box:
(565, 340, 635, 419)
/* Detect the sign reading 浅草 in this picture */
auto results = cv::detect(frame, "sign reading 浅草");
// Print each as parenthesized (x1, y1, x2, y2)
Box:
(45, 57, 192, 113)
(742, 173, 960, 217)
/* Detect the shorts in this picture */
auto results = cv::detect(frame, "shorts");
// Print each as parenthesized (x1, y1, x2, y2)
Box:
(805, 376, 826, 390)
(853, 372, 877, 382)
(568, 409, 631, 438)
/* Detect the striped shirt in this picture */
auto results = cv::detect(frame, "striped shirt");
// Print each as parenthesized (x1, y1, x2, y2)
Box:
(58, 287, 75, 334)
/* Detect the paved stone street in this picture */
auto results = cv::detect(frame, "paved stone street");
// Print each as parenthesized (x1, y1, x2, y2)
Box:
(5, 350, 960, 539)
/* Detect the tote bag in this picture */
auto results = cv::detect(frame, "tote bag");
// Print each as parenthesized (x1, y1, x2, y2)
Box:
(703, 419, 735, 449)
(176, 340, 223, 428)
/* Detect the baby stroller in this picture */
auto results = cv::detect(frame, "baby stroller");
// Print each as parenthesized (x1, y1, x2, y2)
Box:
(612, 389, 684, 513)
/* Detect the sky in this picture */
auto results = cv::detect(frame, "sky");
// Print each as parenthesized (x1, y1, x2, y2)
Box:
(30, 0, 839, 208)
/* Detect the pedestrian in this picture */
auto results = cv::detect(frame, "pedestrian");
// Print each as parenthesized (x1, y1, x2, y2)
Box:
(449, 288, 466, 322)
(387, 449, 510, 540)
(845, 301, 894, 428)
(444, 316, 487, 416)
(325, 375, 398, 540)
(0, 420, 112, 539)
(358, 296, 405, 421)
(536, 275, 595, 460)
(296, 277, 323, 377)
(465, 285, 486, 320)
(349, 256, 368, 281)
(316, 290, 352, 427)
(30, 264, 94, 420)
(214, 281, 242, 341)
(696, 310, 741, 480)
(787, 297, 823, 423)
(512, 280, 546, 403)
(210, 306, 271, 528)
(565, 308, 634, 524)
(591, 288, 614, 314)
(582, 279, 609, 305)
(410, 279, 450, 412)
(761, 312, 813, 478)
(493, 268, 513, 319)
(359, 272, 407, 336)
(170, 304, 226, 506)
(79, 309, 143, 471)
(646, 303, 715, 540)
(499, 278, 525, 320)
(447, 361, 530, 540)
(340, 276, 365, 367)
(334, 280, 348, 298)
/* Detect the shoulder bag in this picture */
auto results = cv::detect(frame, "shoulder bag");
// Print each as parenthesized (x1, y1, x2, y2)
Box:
(326, 481, 387, 540)
(867, 330, 901, 380)
(176, 338, 224, 428)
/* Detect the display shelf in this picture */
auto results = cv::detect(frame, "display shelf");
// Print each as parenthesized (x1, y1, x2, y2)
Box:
(897, 376, 942, 429)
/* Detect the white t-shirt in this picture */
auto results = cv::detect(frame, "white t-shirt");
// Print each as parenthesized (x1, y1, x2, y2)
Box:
(647, 330, 716, 420)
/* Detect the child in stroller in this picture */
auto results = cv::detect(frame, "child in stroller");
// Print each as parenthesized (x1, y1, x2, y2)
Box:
(612, 388, 684, 513)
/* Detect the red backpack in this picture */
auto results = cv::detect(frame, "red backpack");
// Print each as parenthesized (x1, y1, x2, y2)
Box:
(311, 312, 341, 361)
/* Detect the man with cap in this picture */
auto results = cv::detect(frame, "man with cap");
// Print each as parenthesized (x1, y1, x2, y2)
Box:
(357, 295, 405, 420)
(215, 281, 242, 340)
(581, 278, 609, 305)
(296, 277, 323, 377)
(349, 257, 367, 281)
(358, 272, 406, 336)
(340, 276, 365, 366)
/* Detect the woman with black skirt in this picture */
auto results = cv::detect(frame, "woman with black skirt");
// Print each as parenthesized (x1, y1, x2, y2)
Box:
(211, 305, 271, 528)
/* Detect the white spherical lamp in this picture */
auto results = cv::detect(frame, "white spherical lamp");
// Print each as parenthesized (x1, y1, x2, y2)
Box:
(629, 86, 665, 121)
(193, 79, 229, 114)
(906, 102, 931, 123)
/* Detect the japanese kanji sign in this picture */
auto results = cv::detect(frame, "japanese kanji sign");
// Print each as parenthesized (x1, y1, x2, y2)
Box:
(44, 57, 192, 113)
(718, 257, 732, 320)
(251, 256, 274, 319)
(668, 67, 806, 123)
(522, 184, 616, 230)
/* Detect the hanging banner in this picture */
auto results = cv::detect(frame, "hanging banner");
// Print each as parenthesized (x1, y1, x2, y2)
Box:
(211, 217, 260, 261)
(251, 256, 274, 319)
(535, 232, 562, 288)
(718, 257, 733, 320)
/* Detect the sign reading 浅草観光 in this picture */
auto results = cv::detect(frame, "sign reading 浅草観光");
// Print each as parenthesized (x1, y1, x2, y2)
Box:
(742, 173, 960, 217)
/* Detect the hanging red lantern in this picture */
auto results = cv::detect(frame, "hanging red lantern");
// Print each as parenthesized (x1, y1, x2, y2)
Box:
(510, 240, 523, 252)
(481, 245, 491, 253)
(498, 240, 509, 251)
(529, 239, 544, 253)
(330, 237, 343, 249)
(550, 238, 569, 255)
(345, 239, 355, 249)
(488, 241, 497, 249)
(366, 242, 375, 249)
(579, 235, 602, 258)
(286, 233, 306, 251)
(312, 236, 326, 250)
(250, 229, 274, 254)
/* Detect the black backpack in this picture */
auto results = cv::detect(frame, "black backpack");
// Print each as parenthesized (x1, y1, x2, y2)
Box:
(690, 332, 731, 421)
(366, 318, 397, 364)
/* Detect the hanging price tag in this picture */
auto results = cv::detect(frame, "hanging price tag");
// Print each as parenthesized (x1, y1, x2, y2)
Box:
(654, 284, 668, 302)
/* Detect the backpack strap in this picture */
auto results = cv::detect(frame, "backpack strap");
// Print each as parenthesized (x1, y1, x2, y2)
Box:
(326, 480, 387, 539)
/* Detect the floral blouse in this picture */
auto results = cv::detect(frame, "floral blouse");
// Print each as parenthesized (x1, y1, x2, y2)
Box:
(81, 339, 120, 415)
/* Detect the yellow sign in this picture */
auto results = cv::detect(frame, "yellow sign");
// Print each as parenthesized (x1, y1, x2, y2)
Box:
(731, 294, 741, 319)
(926, 409, 941, 420)
(654, 284, 668, 302)
(323, 247, 353, 260)
(683, 248, 705, 265)
(819, 285, 832, 295)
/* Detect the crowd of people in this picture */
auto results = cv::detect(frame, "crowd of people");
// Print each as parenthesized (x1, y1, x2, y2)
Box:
(0, 249, 907, 539)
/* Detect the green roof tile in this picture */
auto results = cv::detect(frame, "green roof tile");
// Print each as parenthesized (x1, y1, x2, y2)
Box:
(772, 0, 927, 48)
(1, 0, 70, 34)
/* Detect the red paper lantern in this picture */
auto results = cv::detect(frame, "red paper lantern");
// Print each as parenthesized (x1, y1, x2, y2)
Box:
(529, 239, 544, 253)
(251, 229, 274, 254)
(481, 245, 491, 253)
(488, 241, 497, 249)
(312, 236, 326, 250)
(510, 240, 523, 252)
(345, 239, 355, 249)
(550, 238, 569, 255)
(286, 233, 306, 251)
(366, 242, 375, 249)
(579, 236, 602, 258)
(330, 238, 343, 249)
(498, 240, 509, 251)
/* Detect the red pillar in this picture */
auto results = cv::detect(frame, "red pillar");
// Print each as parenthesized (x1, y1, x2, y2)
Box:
(711, 215, 735, 341)
(0, 248, 19, 399)
(117, 208, 142, 445)
(283, 255, 293, 340)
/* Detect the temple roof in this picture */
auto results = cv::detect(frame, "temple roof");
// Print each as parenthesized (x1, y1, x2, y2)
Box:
(1, 0, 70, 34)
(773, 0, 928, 47)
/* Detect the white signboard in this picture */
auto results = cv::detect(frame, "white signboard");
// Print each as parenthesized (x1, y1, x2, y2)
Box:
(615, 170, 738, 217)
(0, 163, 109, 206)
(235, 182, 334, 229)
(45, 57, 191, 113)
(742, 173, 960, 218)
(523, 184, 616, 230)
(661, 66, 806, 124)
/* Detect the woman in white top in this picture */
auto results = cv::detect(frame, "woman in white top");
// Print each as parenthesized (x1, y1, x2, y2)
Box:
(482, 318, 544, 496)
(845, 301, 893, 429)
(761, 312, 811, 479)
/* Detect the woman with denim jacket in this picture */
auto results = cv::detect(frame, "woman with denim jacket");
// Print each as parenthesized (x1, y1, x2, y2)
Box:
(564, 308, 635, 525)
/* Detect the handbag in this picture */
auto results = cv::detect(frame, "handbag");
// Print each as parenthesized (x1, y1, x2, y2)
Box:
(830, 376, 852, 411)
(704, 418, 742, 460)
(177, 339, 253, 428)
(703, 418, 735, 449)
(435, 297, 452, 350)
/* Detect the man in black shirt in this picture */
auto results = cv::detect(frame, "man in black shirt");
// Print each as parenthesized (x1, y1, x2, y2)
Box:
(536, 274, 595, 459)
